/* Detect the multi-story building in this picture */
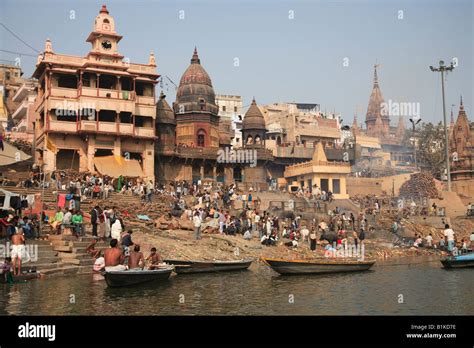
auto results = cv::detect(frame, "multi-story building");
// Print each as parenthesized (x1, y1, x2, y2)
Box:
(10, 80, 38, 142)
(260, 102, 342, 165)
(0, 64, 26, 130)
(0, 86, 7, 130)
(32, 5, 159, 180)
(216, 94, 243, 147)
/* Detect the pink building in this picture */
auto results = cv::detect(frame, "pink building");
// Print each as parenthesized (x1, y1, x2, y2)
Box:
(32, 5, 159, 180)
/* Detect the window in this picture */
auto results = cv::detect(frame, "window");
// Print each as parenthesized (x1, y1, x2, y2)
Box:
(57, 74, 78, 89)
(222, 106, 226, 112)
(332, 179, 341, 194)
(234, 106, 237, 112)
(197, 129, 206, 147)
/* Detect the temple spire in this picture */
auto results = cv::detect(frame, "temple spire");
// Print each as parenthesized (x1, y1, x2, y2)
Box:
(191, 46, 200, 64)
(373, 64, 380, 88)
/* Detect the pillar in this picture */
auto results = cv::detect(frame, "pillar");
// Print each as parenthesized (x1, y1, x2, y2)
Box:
(87, 137, 96, 173)
(113, 137, 121, 158)
(117, 76, 121, 99)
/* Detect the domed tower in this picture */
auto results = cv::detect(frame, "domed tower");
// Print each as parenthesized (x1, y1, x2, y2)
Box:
(173, 47, 220, 148)
(242, 98, 267, 148)
(155, 91, 176, 152)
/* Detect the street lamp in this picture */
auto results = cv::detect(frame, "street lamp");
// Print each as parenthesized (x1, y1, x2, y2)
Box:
(409, 117, 421, 169)
(430, 60, 455, 191)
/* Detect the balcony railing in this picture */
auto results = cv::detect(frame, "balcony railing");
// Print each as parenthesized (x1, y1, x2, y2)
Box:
(50, 86, 78, 98)
(119, 123, 133, 135)
(48, 120, 78, 132)
(134, 127, 155, 137)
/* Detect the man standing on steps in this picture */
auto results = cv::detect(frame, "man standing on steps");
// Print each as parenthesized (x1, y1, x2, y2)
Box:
(90, 206, 100, 237)
(193, 210, 202, 240)
(11, 228, 25, 276)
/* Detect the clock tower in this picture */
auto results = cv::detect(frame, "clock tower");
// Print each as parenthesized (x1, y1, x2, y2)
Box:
(86, 5, 124, 63)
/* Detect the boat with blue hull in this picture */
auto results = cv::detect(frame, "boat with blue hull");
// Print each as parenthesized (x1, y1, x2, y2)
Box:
(441, 252, 474, 269)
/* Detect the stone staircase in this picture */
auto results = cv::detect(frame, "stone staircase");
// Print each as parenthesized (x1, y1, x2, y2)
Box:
(49, 234, 108, 269)
(18, 239, 61, 272)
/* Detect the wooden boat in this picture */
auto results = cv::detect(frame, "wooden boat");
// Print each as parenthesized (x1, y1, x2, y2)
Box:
(262, 257, 376, 275)
(164, 259, 252, 274)
(441, 252, 474, 269)
(103, 266, 174, 287)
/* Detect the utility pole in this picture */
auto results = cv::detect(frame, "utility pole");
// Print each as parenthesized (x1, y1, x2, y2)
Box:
(430, 60, 455, 192)
(409, 117, 421, 170)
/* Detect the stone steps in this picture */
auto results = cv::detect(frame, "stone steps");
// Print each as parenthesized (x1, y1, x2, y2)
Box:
(62, 258, 95, 266)
(58, 252, 92, 260)
(53, 245, 73, 252)
(39, 265, 93, 276)
(72, 246, 107, 254)
(36, 250, 58, 258)
(28, 256, 60, 264)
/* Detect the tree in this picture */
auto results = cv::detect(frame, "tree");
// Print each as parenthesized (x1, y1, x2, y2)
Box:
(415, 122, 446, 179)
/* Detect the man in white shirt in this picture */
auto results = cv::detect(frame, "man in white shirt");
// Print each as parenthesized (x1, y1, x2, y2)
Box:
(443, 224, 455, 252)
(425, 233, 433, 247)
(193, 211, 202, 240)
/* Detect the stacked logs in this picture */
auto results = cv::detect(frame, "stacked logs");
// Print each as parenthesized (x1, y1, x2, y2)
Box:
(399, 172, 439, 199)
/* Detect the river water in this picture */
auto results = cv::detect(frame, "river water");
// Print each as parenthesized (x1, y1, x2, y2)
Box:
(1, 257, 473, 315)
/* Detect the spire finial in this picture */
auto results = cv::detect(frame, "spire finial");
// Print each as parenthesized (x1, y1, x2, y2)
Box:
(100, 4, 109, 14)
(191, 46, 200, 64)
(373, 63, 380, 87)
(460, 95, 464, 109)
(252, 97, 256, 104)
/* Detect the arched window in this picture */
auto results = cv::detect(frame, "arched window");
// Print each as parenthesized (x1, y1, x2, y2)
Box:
(255, 135, 261, 144)
(197, 129, 206, 147)
(246, 135, 253, 145)
(277, 136, 282, 145)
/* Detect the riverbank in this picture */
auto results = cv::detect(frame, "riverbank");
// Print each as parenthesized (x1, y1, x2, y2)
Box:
(130, 228, 449, 264)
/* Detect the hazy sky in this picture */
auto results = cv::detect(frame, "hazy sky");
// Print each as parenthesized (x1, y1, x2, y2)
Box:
(1, 0, 472, 126)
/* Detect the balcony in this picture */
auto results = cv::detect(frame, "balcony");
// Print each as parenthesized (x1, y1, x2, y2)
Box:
(119, 123, 133, 135)
(136, 95, 154, 106)
(134, 127, 155, 138)
(81, 87, 135, 101)
(284, 160, 351, 178)
(273, 146, 314, 159)
(50, 86, 78, 98)
(176, 146, 219, 160)
(97, 122, 117, 133)
(73, 120, 154, 138)
(48, 120, 78, 133)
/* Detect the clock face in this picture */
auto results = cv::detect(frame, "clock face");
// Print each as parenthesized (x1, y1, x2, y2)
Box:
(101, 40, 112, 50)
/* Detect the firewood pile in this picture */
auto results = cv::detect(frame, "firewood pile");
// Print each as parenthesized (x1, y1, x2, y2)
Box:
(399, 172, 439, 199)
